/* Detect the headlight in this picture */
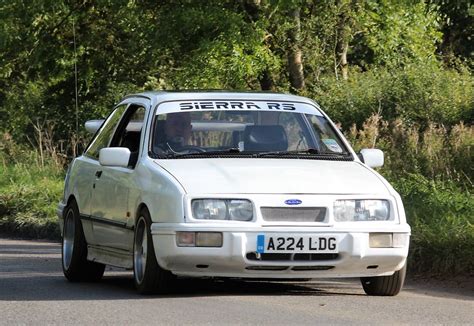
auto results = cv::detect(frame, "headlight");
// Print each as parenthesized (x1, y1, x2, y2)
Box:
(334, 200, 391, 221)
(192, 199, 227, 220)
(191, 199, 253, 221)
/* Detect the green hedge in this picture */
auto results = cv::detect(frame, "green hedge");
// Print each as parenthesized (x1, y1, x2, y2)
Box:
(391, 174, 473, 276)
(314, 63, 473, 128)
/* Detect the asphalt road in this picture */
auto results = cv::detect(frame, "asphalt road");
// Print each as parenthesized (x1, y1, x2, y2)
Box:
(0, 238, 472, 325)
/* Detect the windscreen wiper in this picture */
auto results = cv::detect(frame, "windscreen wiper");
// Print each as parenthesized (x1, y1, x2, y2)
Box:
(255, 148, 320, 157)
(156, 147, 351, 159)
(256, 148, 351, 157)
(162, 147, 242, 158)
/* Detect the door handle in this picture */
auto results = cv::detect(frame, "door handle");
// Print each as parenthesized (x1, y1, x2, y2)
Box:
(95, 170, 103, 178)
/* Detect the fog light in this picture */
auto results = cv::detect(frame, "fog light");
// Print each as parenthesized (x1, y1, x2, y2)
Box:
(196, 232, 223, 247)
(176, 232, 195, 247)
(393, 233, 409, 248)
(369, 233, 392, 248)
(176, 232, 223, 247)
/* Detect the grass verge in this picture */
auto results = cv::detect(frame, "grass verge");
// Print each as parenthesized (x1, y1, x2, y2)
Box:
(0, 161, 63, 240)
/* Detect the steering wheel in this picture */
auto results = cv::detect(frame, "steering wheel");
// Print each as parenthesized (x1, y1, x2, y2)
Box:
(176, 145, 206, 153)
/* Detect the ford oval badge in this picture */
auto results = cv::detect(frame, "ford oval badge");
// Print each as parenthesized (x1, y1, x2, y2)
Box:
(285, 199, 302, 205)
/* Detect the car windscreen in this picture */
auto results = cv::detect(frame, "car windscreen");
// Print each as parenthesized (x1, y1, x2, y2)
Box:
(151, 102, 351, 159)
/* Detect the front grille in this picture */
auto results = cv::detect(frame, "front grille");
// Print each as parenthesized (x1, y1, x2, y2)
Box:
(291, 266, 334, 271)
(246, 252, 339, 261)
(245, 266, 289, 271)
(260, 207, 326, 222)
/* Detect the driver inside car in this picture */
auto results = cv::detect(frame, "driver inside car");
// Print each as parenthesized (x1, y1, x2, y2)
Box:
(155, 112, 193, 153)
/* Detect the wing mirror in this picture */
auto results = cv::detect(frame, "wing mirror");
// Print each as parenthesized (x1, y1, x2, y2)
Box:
(359, 148, 384, 168)
(85, 119, 105, 134)
(99, 147, 131, 168)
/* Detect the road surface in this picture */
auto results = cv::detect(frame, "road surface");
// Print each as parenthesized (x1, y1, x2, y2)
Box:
(0, 238, 472, 325)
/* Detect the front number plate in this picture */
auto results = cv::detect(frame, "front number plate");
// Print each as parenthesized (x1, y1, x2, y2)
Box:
(256, 234, 338, 254)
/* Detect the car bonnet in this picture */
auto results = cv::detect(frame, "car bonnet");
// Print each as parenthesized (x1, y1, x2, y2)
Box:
(153, 158, 390, 195)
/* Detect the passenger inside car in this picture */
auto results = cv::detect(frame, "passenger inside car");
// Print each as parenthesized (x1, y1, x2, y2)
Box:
(154, 112, 192, 152)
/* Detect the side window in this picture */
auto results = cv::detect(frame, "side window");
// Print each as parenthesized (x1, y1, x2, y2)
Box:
(85, 104, 128, 159)
(110, 105, 146, 152)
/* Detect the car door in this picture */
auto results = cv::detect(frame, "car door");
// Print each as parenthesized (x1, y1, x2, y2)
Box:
(90, 103, 148, 251)
(80, 104, 129, 245)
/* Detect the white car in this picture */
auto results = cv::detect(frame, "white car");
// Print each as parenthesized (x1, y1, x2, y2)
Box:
(57, 91, 410, 295)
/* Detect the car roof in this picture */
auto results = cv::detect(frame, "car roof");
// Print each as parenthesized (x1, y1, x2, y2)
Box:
(120, 90, 318, 107)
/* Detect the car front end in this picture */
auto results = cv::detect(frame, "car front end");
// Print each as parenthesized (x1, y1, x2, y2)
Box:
(149, 159, 410, 279)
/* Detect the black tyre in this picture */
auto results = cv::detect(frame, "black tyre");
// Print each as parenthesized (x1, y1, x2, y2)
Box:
(361, 264, 407, 296)
(62, 200, 105, 282)
(133, 208, 175, 294)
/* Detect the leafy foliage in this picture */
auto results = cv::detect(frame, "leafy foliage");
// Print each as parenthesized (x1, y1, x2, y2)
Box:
(3, 0, 470, 142)
(357, 1, 442, 67)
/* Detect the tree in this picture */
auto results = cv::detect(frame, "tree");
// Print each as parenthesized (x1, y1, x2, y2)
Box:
(428, 0, 474, 67)
(0, 0, 471, 150)
(287, 5, 305, 91)
(335, 0, 360, 80)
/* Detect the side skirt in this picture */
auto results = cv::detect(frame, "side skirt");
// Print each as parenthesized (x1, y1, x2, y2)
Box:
(87, 245, 133, 269)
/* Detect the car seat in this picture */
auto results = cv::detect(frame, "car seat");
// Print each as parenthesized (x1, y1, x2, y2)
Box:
(243, 125, 288, 152)
(120, 131, 141, 167)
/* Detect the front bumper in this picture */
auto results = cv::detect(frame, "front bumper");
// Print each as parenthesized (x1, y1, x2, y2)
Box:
(150, 223, 410, 279)
(57, 202, 66, 219)
(57, 202, 66, 235)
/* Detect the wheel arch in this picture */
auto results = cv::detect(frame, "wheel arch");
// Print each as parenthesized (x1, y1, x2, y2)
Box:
(135, 203, 150, 224)
(67, 195, 77, 207)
